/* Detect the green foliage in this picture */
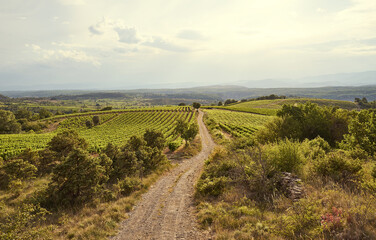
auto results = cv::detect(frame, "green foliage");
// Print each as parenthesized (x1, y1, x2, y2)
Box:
(174, 119, 199, 143)
(0, 204, 52, 240)
(47, 148, 107, 207)
(259, 102, 350, 145)
(47, 130, 88, 158)
(192, 102, 201, 109)
(0, 159, 37, 189)
(85, 120, 93, 128)
(143, 129, 165, 150)
(38, 108, 52, 119)
(267, 139, 304, 174)
(196, 177, 227, 197)
(92, 115, 100, 125)
(168, 141, 180, 152)
(0, 110, 21, 134)
(342, 110, 376, 155)
(118, 177, 143, 196)
(314, 151, 363, 185)
(15, 108, 32, 120)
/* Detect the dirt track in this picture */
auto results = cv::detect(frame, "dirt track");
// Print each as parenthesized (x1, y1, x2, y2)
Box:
(111, 110, 215, 240)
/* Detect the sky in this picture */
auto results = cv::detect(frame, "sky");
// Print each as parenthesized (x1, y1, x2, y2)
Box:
(0, 0, 376, 90)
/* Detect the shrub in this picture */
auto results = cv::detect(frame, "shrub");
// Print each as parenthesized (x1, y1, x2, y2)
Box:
(0, 110, 21, 134)
(85, 120, 93, 128)
(118, 177, 143, 196)
(314, 151, 363, 185)
(47, 148, 107, 207)
(267, 139, 304, 174)
(143, 129, 165, 150)
(0, 204, 52, 240)
(92, 115, 100, 125)
(196, 177, 227, 197)
(47, 130, 88, 158)
(0, 159, 37, 189)
(168, 141, 180, 152)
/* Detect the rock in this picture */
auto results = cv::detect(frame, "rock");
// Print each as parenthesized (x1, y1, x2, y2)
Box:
(278, 172, 305, 201)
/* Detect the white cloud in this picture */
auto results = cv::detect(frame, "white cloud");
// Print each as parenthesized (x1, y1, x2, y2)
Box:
(114, 27, 140, 44)
(26, 44, 100, 66)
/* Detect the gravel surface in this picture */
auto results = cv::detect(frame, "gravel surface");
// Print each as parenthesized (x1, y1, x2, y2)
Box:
(111, 110, 215, 240)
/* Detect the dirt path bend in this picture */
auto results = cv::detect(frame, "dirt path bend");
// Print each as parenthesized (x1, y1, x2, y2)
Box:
(112, 110, 215, 240)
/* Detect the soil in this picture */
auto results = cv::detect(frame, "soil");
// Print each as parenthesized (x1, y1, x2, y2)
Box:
(111, 110, 215, 240)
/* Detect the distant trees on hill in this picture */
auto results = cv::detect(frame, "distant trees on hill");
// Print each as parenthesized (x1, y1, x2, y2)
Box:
(355, 97, 376, 109)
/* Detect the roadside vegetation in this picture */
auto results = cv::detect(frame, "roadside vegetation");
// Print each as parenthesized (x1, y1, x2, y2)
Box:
(196, 102, 376, 239)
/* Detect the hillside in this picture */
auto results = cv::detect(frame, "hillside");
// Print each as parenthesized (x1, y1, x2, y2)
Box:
(205, 98, 359, 115)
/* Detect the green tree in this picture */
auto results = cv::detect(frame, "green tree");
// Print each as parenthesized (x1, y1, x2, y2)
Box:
(38, 108, 52, 119)
(143, 129, 165, 150)
(192, 102, 201, 109)
(92, 115, 100, 125)
(47, 130, 88, 158)
(342, 110, 376, 155)
(15, 108, 32, 120)
(85, 120, 93, 128)
(0, 159, 37, 189)
(48, 148, 107, 207)
(182, 123, 199, 143)
(0, 110, 21, 134)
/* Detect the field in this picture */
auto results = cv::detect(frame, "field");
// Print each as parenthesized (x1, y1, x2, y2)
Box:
(0, 106, 195, 159)
(203, 109, 273, 137)
(203, 98, 359, 115)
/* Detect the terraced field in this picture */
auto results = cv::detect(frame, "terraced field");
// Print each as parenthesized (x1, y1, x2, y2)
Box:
(0, 107, 196, 159)
(204, 98, 358, 115)
(203, 109, 273, 137)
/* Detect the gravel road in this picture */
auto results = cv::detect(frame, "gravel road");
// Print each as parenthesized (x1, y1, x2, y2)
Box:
(111, 110, 215, 240)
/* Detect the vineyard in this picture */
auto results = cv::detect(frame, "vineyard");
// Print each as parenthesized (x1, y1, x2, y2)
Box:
(203, 98, 358, 115)
(203, 109, 273, 137)
(0, 106, 196, 159)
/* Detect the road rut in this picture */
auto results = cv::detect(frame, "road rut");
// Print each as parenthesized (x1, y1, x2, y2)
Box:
(112, 110, 215, 240)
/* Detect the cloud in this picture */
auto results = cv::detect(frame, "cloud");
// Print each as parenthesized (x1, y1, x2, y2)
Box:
(143, 37, 189, 52)
(26, 44, 100, 66)
(177, 30, 205, 40)
(114, 27, 140, 44)
(89, 18, 141, 44)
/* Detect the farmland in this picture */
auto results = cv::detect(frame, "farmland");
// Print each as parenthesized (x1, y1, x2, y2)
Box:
(0, 106, 195, 159)
(203, 98, 359, 115)
(203, 109, 273, 137)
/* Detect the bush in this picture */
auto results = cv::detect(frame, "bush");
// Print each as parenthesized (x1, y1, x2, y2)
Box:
(47, 130, 88, 158)
(0, 159, 37, 189)
(92, 115, 100, 125)
(0, 110, 21, 134)
(118, 177, 143, 196)
(314, 151, 363, 185)
(196, 177, 227, 197)
(85, 120, 93, 128)
(168, 141, 180, 152)
(267, 139, 304, 174)
(47, 148, 107, 207)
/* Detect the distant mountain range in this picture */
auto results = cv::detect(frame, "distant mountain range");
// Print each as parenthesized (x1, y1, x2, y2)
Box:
(235, 71, 376, 88)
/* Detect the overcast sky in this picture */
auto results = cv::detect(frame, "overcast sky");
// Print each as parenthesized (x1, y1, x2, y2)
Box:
(0, 0, 376, 90)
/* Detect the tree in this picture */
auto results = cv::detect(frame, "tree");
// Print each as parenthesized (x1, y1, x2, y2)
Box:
(342, 110, 376, 155)
(218, 101, 223, 106)
(178, 103, 186, 106)
(47, 130, 88, 158)
(85, 120, 93, 128)
(143, 129, 165, 150)
(38, 108, 52, 119)
(0, 110, 21, 134)
(174, 119, 199, 144)
(92, 115, 100, 125)
(48, 148, 107, 207)
(182, 123, 199, 143)
(15, 108, 32, 120)
(192, 102, 201, 109)
(0, 159, 37, 189)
